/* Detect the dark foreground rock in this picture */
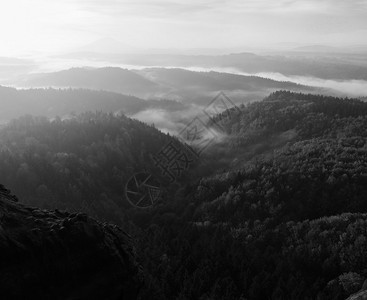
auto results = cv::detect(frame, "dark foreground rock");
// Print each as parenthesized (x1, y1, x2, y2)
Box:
(0, 185, 143, 300)
(347, 290, 367, 300)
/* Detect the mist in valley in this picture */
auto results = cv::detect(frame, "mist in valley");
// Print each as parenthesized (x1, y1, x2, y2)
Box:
(1, 0, 367, 299)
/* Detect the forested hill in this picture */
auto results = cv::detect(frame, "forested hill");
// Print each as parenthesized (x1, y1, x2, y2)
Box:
(207, 90, 367, 167)
(214, 90, 367, 143)
(0, 112, 194, 224)
(192, 91, 367, 225)
(1, 91, 367, 299)
(132, 91, 367, 299)
(155, 136, 367, 298)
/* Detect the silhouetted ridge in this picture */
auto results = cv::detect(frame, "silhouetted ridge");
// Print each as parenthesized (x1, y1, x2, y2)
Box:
(0, 184, 144, 299)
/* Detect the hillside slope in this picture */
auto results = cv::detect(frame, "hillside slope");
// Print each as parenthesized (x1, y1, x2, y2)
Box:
(208, 90, 367, 167)
(130, 91, 367, 299)
(1, 91, 367, 299)
(0, 112, 195, 223)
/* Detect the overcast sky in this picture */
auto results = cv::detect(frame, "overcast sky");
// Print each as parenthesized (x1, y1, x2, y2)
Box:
(1, 0, 367, 55)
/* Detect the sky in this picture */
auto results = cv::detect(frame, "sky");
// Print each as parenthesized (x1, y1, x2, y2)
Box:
(0, 0, 367, 56)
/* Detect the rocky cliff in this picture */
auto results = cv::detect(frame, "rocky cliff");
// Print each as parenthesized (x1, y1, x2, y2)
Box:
(0, 184, 143, 299)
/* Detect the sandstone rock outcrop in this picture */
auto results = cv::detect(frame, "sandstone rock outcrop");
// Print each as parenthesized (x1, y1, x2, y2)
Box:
(0, 185, 143, 299)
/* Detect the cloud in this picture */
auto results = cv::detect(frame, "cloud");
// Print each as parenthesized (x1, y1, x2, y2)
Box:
(129, 101, 230, 135)
(130, 105, 230, 151)
(73, 0, 221, 18)
(73, 0, 367, 46)
(1, 0, 367, 55)
(74, 0, 367, 16)
(130, 107, 197, 135)
(249, 72, 367, 97)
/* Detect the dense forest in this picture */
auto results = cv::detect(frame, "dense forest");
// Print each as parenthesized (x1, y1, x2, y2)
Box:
(0, 112, 199, 224)
(130, 92, 367, 299)
(1, 91, 367, 299)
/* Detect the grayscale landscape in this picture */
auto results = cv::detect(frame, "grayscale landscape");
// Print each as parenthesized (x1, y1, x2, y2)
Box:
(1, 1, 367, 299)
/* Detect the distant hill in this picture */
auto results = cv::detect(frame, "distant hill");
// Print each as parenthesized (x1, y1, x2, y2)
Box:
(137, 68, 309, 92)
(0, 85, 186, 123)
(69, 51, 367, 81)
(292, 45, 342, 53)
(19, 67, 162, 98)
(16, 67, 317, 103)
(0, 57, 35, 83)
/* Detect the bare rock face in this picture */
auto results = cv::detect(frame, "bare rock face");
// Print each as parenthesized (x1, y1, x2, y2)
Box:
(0, 185, 143, 300)
(346, 280, 367, 300)
(346, 290, 367, 300)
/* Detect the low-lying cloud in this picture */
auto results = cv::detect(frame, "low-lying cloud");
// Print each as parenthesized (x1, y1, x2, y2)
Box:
(130, 102, 233, 158)
(130, 105, 202, 135)
(179, 66, 367, 98)
(252, 72, 367, 98)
